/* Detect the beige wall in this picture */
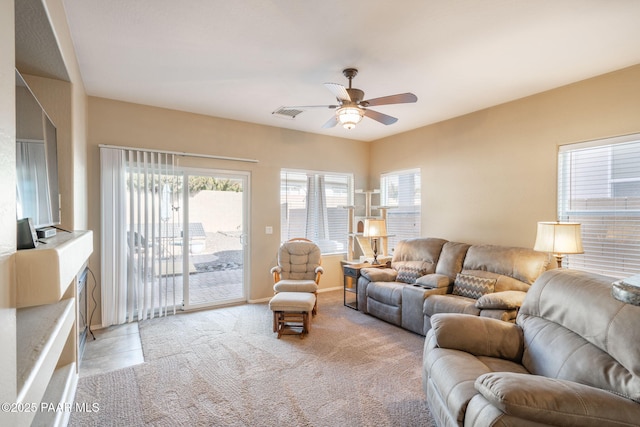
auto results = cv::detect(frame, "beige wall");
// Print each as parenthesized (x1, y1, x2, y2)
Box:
(87, 97, 369, 325)
(42, 0, 90, 231)
(370, 64, 640, 249)
(0, 0, 17, 418)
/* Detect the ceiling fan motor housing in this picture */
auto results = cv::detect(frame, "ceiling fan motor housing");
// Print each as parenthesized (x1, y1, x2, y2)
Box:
(346, 88, 364, 104)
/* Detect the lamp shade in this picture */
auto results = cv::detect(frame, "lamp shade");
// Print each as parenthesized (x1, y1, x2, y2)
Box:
(363, 219, 387, 238)
(337, 106, 364, 130)
(533, 222, 584, 254)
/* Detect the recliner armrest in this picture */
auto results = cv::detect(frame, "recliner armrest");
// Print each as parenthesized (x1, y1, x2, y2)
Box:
(360, 267, 397, 282)
(430, 313, 523, 361)
(475, 372, 640, 426)
(415, 273, 450, 289)
(475, 290, 527, 310)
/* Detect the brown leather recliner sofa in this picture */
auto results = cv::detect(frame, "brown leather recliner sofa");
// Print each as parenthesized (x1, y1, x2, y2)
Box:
(423, 269, 640, 426)
(357, 238, 556, 335)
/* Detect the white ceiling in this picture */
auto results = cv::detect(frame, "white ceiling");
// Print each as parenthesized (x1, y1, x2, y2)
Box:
(60, 0, 640, 142)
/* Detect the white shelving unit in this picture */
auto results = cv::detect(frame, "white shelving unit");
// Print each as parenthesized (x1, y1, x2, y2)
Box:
(345, 190, 392, 263)
(14, 231, 93, 426)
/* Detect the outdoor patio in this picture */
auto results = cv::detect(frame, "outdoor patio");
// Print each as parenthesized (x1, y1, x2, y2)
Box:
(146, 230, 245, 309)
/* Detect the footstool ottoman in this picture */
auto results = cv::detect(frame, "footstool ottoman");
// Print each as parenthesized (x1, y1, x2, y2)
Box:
(269, 292, 316, 339)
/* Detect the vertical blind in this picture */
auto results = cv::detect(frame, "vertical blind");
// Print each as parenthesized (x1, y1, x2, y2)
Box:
(280, 170, 352, 254)
(101, 147, 180, 326)
(558, 134, 640, 279)
(380, 168, 421, 250)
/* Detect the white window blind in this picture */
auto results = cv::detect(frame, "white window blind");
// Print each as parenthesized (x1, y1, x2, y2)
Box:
(280, 170, 352, 254)
(381, 169, 421, 249)
(101, 147, 180, 326)
(558, 134, 640, 278)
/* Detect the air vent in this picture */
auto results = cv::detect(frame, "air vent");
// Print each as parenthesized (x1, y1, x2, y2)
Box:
(272, 107, 304, 119)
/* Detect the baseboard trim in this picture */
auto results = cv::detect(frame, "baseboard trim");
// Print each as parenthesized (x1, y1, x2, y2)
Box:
(319, 286, 342, 293)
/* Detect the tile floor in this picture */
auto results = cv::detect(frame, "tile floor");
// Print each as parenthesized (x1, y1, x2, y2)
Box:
(79, 323, 144, 378)
(79, 260, 245, 377)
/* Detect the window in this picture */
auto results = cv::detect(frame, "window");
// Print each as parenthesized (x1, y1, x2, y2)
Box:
(558, 134, 640, 278)
(380, 169, 421, 249)
(280, 170, 352, 254)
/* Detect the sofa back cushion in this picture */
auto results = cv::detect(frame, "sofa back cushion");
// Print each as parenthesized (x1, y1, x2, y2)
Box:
(462, 245, 556, 292)
(518, 269, 640, 402)
(435, 241, 470, 280)
(391, 238, 447, 276)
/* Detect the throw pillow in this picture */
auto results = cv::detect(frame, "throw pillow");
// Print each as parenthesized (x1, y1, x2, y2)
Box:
(396, 266, 426, 284)
(452, 273, 496, 299)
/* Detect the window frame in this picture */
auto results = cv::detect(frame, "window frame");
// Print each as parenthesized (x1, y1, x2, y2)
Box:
(280, 168, 354, 255)
(558, 133, 640, 278)
(380, 168, 421, 250)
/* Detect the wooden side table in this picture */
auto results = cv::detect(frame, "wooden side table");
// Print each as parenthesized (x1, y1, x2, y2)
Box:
(343, 263, 386, 310)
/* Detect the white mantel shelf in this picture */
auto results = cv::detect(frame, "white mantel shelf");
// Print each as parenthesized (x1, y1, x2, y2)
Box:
(15, 230, 93, 308)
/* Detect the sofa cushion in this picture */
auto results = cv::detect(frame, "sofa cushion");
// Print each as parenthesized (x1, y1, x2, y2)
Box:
(462, 245, 555, 290)
(273, 279, 318, 293)
(391, 238, 446, 274)
(452, 273, 496, 299)
(435, 241, 470, 280)
(424, 294, 480, 317)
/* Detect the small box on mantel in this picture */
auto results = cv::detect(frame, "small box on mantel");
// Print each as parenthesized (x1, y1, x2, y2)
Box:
(612, 275, 640, 306)
(36, 226, 57, 238)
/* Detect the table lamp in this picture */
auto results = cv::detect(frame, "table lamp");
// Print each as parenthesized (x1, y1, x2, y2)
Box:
(533, 221, 584, 267)
(363, 219, 387, 265)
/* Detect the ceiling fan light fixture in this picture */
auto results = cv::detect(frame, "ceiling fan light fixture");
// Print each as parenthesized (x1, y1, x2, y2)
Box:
(337, 106, 363, 129)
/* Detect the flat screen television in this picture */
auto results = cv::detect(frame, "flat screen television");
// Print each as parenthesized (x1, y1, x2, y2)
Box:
(15, 70, 60, 230)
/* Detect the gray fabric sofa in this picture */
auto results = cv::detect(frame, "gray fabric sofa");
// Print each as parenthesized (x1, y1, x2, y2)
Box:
(423, 269, 640, 426)
(357, 237, 556, 335)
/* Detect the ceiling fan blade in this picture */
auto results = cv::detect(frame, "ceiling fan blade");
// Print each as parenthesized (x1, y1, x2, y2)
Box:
(280, 104, 338, 109)
(364, 109, 398, 125)
(321, 115, 339, 128)
(324, 83, 351, 102)
(362, 92, 417, 107)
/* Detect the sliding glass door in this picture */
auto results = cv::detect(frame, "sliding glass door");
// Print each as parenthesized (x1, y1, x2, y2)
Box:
(179, 169, 249, 310)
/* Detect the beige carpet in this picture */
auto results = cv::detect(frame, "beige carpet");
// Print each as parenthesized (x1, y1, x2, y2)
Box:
(71, 291, 435, 426)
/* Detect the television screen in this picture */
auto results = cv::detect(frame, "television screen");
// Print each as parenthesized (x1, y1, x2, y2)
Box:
(15, 70, 60, 230)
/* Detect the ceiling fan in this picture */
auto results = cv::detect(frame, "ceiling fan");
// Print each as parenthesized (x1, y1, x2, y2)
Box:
(275, 68, 418, 130)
